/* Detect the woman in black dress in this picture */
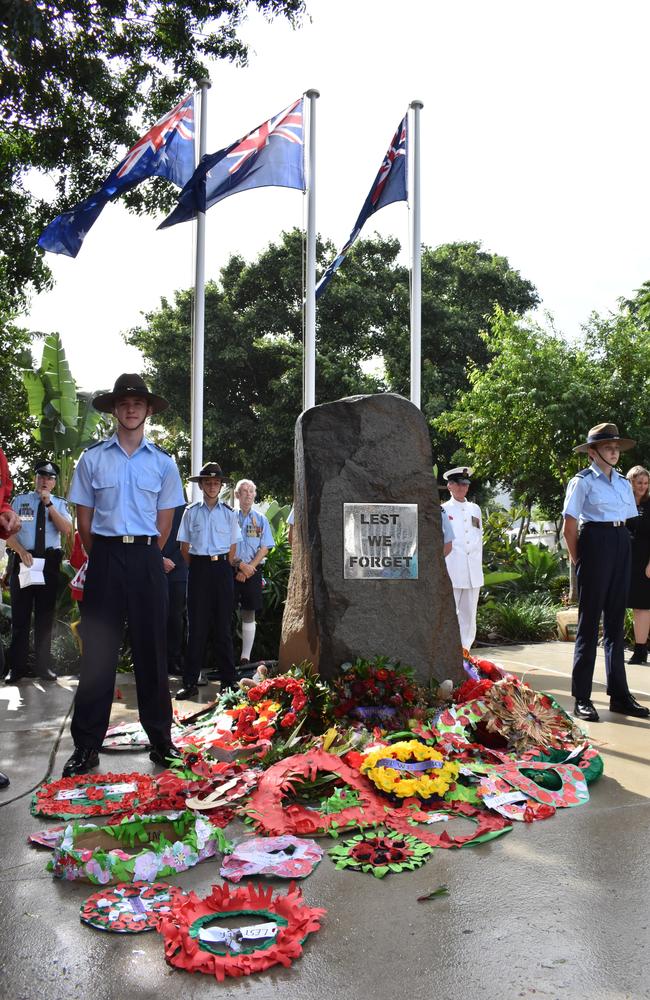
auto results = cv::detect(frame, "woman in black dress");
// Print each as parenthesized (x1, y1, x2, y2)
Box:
(626, 465, 650, 663)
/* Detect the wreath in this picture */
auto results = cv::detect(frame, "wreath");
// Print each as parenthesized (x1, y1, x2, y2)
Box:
(243, 750, 389, 837)
(361, 741, 460, 799)
(329, 828, 432, 878)
(80, 882, 187, 933)
(389, 800, 512, 849)
(156, 882, 325, 980)
(332, 657, 427, 728)
(48, 810, 231, 884)
(31, 772, 157, 819)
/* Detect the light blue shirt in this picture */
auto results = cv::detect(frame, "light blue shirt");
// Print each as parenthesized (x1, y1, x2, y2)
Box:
(177, 499, 241, 556)
(11, 492, 71, 550)
(563, 463, 637, 524)
(69, 434, 184, 537)
(236, 507, 275, 563)
(440, 507, 455, 545)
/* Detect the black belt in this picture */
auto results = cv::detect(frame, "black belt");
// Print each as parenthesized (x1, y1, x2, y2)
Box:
(582, 521, 626, 529)
(93, 534, 156, 545)
(190, 553, 230, 562)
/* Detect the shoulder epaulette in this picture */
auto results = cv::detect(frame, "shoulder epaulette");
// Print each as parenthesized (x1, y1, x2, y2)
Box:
(576, 468, 593, 479)
(153, 443, 171, 456)
(84, 439, 105, 452)
(186, 500, 201, 509)
(222, 502, 233, 510)
(51, 494, 66, 501)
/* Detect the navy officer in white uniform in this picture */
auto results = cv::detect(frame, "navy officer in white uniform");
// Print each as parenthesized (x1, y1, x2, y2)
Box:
(442, 466, 484, 650)
(6, 459, 72, 682)
(175, 462, 242, 699)
(563, 422, 649, 722)
(63, 374, 185, 777)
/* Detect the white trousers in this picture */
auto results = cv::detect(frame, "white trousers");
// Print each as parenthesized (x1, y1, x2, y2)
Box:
(453, 587, 481, 651)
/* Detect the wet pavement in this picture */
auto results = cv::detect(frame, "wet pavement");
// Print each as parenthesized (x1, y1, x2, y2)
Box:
(0, 643, 648, 1000)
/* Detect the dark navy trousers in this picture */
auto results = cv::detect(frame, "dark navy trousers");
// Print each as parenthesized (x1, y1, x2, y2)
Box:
(572, 523, 631, 701)
(185, 556, 236, 686)
(71, 537, 173, 750)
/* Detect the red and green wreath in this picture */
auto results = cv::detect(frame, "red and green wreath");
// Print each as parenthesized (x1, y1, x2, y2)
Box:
(243, 749, 390, 837)
(388, 799, 512, 849)
(31, 772, 157, 819)
(156, 881, 325, 980)
(331, 657, 427, 728)
(80, 882, 187, 933)
(329, 828, 433, 878)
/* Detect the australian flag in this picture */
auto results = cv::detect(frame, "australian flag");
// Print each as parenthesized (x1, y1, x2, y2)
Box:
(316, 115, 408, 299)
(39, 93, 195, 257)
(159, 97, 304, 229)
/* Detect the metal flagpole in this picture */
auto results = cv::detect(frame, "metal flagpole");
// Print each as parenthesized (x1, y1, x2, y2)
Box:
(191, 77, 211, 500)
(409, 99, 423, 409)
(303, 88, 319, 412)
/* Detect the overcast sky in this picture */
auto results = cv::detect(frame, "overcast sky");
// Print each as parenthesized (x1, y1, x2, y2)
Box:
(18, 0, 650, 391)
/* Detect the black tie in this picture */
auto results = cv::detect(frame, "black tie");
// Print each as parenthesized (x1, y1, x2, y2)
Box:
(33, 501, 46, 558)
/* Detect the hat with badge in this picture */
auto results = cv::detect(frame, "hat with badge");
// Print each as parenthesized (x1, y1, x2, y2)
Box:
(34, 460, 60, 478)
(92, 373, 169, 415)
(188, 462, 229, 483)
(573, 423, 635, 454)
(443, 466, 473, 485)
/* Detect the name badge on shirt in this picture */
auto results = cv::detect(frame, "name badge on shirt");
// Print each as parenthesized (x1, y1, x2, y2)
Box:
(471, 516, 481, 529)
(18, 503, 34, 522)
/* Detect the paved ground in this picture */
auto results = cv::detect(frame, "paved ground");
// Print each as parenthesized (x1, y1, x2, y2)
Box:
(0, 643, 648, 1000)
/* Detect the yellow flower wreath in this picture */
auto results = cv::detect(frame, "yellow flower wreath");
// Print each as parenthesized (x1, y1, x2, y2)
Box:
(361, 740, 459, 799)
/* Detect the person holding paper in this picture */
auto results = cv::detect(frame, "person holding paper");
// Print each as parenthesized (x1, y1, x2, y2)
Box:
(5, 460, 72, 683)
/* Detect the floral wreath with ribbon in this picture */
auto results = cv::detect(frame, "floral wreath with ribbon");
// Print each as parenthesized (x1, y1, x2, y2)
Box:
(361, 740, 460, 799)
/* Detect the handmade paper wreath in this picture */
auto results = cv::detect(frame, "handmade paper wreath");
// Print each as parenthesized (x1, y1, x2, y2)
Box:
(389, 800, 512, 849)
(361, 741, 460, 799)
(48, 810, 231, 884)
(220, 835, 323, 883)
(329, 828, 432, 878)
(480, 679, 585, 753)
(80, 882, 186, 933)
(243, 750, 389, 837)
(156, 881, 325, 980)
(31, 772, 157, 819)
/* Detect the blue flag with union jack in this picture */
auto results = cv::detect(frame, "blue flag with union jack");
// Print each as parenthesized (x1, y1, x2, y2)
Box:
(159, 97, 305, 229)
(316, 115, 408, 299)
(38, 93, 195, 257)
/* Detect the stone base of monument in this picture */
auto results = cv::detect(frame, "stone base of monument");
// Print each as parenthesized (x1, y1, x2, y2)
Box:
(279, 393, 464, 685)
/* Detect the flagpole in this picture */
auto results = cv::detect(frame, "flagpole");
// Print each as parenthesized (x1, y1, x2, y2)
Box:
(304, 88, 319, 412)
(409, 99, 423, 409)
(191, 77, 211, 500)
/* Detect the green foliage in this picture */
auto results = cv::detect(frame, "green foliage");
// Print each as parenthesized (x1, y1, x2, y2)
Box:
(508, 543, 566, 593)
(476, 595, 559, 643)
(22, 332, 108, 497)
(1, 0, 305, 314)
(481, 504, 526, 571)
(0, 324, 40, 488)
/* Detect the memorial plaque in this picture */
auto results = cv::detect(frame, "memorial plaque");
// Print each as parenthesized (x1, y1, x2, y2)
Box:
(344, 503, 418, 579)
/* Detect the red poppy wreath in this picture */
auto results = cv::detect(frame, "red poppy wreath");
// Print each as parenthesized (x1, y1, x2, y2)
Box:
(389, 799, 512, 849)
(243, 749, 389, 837)
(156, 881, 325, 980)
(31, 772, 158, 819)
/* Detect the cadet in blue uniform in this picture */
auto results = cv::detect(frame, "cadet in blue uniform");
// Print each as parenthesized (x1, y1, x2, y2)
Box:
(62, 374, 185, 777)
(175, 463, 241, 700)
(233, 479, 275, 665)
(5, 460, 72, 682)
(563, 422, 650, 722)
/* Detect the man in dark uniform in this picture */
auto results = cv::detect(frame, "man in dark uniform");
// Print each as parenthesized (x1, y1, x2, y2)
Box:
(162, 502, 188, 677)
(5, 460, 72, 682)
(62, 374, 185, 777)
(175, 462, 241, 700)
(563, 422, 650, 722)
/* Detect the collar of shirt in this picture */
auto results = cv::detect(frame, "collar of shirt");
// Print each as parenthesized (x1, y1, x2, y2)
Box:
(105, 432, 154, 458)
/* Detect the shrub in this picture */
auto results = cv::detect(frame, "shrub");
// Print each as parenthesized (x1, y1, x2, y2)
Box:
(476, 595, 559, 643)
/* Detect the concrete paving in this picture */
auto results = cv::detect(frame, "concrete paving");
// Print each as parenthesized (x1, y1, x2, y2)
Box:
(0, 643, 648, 1000)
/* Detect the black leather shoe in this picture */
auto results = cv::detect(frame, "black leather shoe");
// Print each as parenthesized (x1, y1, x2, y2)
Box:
(609, 696, 650, 719)
(574, 699, 600, 722)
(0, 771, 9, 789)
(149, 743, 182, 767)
(62, 747, 100, 777)
(174, 684, 199, 700)
(4, 670, 24, 684)
(36, 668, 57, 682)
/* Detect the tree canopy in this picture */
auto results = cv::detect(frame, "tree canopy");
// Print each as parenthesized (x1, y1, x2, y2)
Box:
(126, 230, 539, 499)
(0, 0, 305, 315)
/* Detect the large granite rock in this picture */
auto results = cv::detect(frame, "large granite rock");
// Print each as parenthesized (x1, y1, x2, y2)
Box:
(278, 393, 464, 684)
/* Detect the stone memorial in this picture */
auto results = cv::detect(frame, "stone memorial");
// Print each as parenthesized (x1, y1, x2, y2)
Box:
(279, 393, 464, 684)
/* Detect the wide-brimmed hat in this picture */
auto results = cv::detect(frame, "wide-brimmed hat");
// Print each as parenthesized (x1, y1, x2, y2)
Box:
(188, 462, 228, 483)
(443, 466, 473, 484)
(573, 423, 635, 454)
(92, 374, 169, 414)
(34, 459, 60, 478)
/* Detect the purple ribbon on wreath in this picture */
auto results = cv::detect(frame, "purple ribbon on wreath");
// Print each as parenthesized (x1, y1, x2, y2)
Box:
(375, 758, 445, 772)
